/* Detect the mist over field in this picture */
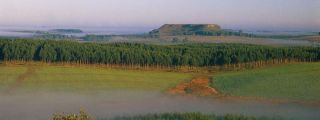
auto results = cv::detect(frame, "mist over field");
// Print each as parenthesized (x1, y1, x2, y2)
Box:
(1, 91, 320, 120)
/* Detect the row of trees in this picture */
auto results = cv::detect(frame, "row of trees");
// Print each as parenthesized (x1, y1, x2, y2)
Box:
(0, 39, 320, 67)
(192, 30, 255, 37)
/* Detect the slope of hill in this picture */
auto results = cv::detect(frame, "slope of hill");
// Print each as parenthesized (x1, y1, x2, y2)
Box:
(149, 24, 222, 36)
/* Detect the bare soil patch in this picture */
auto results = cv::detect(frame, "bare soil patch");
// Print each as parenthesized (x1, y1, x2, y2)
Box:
(168, 76, 218, 96)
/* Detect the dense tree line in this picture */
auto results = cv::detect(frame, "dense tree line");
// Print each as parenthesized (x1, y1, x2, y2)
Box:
(192, 30, 255, 37)
(0, 38, 320, 67)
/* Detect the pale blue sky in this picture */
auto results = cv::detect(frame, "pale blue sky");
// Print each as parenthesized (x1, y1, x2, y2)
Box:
(0, 0, 319, 31)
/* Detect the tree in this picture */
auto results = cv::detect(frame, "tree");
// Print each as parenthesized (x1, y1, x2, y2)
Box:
(39, 43, 57, 62)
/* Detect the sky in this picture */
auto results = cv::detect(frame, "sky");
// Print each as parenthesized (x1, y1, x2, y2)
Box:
(0, 0, 319, 31)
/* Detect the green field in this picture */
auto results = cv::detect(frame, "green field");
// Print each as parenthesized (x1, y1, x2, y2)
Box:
(2, 62, 320, 102)
(0, 64, 192, 93)
(212, 63, 320, 101)
(0, 66, 27, 91)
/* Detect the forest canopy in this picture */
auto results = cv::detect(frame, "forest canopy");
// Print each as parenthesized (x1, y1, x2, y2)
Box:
(0, 39, 319, 67)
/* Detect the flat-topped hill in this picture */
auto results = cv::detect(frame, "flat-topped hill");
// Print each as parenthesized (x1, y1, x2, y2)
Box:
(150, 24, 222, 36)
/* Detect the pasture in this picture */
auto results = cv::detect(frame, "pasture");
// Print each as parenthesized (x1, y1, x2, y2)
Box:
(212, 62, 320, 101)
(1, 63, 320, 120)
(0, 64, 192, 93)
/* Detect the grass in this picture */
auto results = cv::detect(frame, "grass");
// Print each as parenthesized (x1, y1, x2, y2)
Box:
(0, 64, 192, 93)
(3, 62, 320, 102)
(212, 62, 320, 101)
(0, 66, 26, 91)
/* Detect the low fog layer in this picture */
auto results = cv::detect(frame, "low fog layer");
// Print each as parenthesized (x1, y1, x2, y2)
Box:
(0, 91, 319, 120)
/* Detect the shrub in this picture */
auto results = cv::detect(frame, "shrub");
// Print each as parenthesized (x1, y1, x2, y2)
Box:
(53, 110, 92, 120)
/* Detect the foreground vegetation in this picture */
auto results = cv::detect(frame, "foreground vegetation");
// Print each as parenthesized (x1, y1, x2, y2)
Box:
(0, 64, 191, 92)
(53, 110, 92, 120)
(105, 113, 284, 120)
(1, 39, 320, 67)
(53, 111, 284, 120)
(212, 62, 320, 101)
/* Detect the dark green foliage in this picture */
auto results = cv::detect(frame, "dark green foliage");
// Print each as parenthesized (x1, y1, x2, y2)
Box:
(0, 38, 320, 66)
(53, 110, 92, 120)
(105, 113, 284, 120)
(191, 29, 254, 37)
(0, 39, 38, 61)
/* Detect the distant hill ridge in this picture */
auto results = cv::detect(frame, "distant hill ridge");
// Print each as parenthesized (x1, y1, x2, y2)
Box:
(150, 24, 222, 36)
(51, 29, 83, 33)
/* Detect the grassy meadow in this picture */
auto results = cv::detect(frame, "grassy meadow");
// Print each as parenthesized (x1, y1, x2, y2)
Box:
(1, 63, 320, 120)
(0, 64, 192, 93)
(212, 63, 320, 101)
(0, 66, 27, 91)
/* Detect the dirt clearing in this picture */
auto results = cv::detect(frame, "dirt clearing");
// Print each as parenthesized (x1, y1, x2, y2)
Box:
(168, 76, 218, 96)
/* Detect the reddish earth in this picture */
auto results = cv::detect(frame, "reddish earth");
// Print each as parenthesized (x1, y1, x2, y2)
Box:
(168, 76, 218, 96)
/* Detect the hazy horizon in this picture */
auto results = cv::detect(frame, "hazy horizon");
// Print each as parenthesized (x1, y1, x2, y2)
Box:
(0, 0, 319, 31)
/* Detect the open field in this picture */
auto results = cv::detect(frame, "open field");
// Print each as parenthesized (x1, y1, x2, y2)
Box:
(1, 0, 319, 119)
(293, 35, 320, 43)
(1, 63, 320, 120)
(2, 62, 320, 101)
(0, 66, 26, 92)
(0, 64, 192, 93)
(212, 62, 320, 101)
